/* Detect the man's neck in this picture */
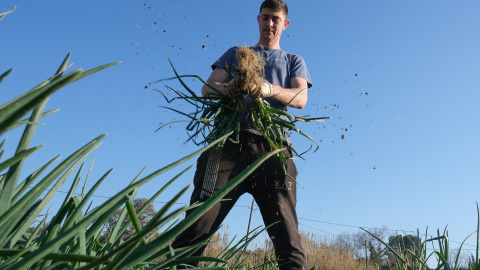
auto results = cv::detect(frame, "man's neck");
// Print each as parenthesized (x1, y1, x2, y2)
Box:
(256, 40, 281, 49)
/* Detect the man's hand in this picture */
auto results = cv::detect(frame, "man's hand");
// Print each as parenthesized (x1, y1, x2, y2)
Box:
(224, 76, 243, 99)
(259, 80, 273, 97)
(248, 79, 272, 100)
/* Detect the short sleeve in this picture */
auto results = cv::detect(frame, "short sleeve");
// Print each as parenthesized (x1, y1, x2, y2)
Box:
(289, 55, 313, 88)
(211, 47, 238, 74)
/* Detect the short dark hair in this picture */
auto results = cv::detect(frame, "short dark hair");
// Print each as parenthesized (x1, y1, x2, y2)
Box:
(259, 0, 288, 17)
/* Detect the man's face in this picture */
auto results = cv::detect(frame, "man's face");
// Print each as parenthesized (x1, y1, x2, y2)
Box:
(257, 8, 290, 43)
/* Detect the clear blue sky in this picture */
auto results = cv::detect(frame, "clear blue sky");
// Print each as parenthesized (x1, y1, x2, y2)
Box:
(1, 0, 479, 257)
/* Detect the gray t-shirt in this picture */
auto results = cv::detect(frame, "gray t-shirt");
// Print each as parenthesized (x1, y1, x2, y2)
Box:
(212, 46, 312, 143)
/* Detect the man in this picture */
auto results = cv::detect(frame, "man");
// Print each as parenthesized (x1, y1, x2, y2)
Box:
(172, 1, 312, 269)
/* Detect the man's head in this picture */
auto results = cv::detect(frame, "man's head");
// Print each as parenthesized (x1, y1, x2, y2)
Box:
(257, 0, 290, 48)
(259, 0, 288, 17)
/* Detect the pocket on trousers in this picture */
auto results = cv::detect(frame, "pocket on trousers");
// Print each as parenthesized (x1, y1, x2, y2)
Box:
(284, 148, 298, 179)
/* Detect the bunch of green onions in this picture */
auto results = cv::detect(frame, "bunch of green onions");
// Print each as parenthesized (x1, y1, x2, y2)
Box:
(153, 57, 330, 176)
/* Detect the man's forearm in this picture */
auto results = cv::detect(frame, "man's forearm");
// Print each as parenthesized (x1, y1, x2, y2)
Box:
(271, 84, 308, 109)
(202, 81, 308, 108)
(201, 67, 230, 98)
(201, 81, 226, 98)
(201, 68, 309, 108)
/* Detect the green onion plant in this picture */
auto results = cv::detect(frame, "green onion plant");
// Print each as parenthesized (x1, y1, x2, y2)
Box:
(362, 202, 479, 270)
(153, 56, 330, 179)
(0, 9, 278, 269)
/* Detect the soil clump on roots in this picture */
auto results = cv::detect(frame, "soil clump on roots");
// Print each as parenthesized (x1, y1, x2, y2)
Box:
(229, 46, 266, 100)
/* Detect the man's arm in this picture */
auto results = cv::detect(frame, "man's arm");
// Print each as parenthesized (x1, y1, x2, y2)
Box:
(202, 68, 309, 109)
(201, 67, 230, 97)
(270, 77, 308, 109)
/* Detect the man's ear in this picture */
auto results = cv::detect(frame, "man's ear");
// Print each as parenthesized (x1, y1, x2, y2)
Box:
(283, 19, 290, 30)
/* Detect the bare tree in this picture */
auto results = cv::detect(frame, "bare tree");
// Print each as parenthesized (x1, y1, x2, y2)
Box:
(352, 227, 390, 266)
(450, 249, 473, 270)
(335, 232, 356, 254)
(102, 198, 157, 242)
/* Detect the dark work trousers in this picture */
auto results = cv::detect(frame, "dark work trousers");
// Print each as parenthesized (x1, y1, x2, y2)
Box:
(171, 133, 307, 270)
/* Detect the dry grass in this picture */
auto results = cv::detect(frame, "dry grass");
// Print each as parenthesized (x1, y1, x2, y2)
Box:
(301, 232, 372, 270)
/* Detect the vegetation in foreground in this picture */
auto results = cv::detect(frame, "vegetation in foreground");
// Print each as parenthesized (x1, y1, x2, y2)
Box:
(0, 52, 280, 269)
(0, 8, 279, 268)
